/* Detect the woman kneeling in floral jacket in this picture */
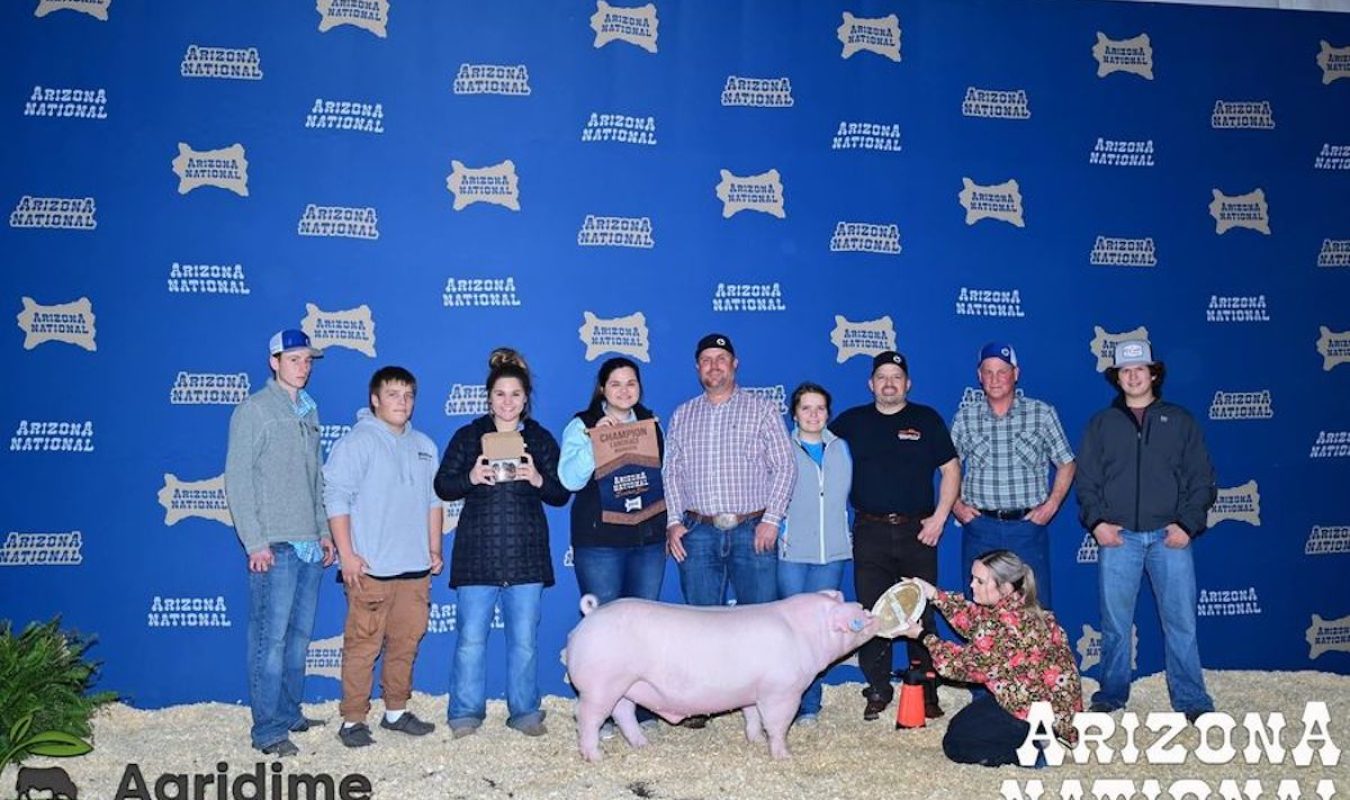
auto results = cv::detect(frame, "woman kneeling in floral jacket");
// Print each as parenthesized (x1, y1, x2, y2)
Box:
(901, 549, 1083, 767)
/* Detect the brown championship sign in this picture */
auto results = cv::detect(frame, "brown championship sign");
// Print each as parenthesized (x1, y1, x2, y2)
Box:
(591, 418, 665, 525)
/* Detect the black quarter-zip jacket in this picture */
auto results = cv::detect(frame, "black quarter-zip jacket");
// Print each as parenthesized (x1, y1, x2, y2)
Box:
(1075, 396, 1218, 538)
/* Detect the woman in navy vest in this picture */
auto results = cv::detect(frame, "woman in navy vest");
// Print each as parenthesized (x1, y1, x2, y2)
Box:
(558, 357, 668, 604)
(559, 357, 668, 733)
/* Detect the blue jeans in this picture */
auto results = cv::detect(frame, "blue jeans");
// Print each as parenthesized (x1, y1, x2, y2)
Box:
(246, 543, 323, 750)
(451, 583, 544, 728)
(962, 515, 1052, 609)
(1095, 528, 1212, 714)
(676, 517, 778, 607)
(573, 543, 666, 604)
(777, 560, 847, 716)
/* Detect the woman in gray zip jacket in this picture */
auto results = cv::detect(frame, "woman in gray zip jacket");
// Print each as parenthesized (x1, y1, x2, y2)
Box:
(777, 382, 854, 725)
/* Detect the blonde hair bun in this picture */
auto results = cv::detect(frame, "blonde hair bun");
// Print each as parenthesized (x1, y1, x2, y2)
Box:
(488, 347, 528, 371)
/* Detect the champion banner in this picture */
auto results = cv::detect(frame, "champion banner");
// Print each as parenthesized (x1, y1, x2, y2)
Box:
(0, 0, 1347, 708)
(592, 419, 665, 525)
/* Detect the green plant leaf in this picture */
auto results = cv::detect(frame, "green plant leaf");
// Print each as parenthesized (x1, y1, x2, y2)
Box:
(0, 616, 116, 759)
(25, 730, 92, 758)
(8, 712, 33, 746)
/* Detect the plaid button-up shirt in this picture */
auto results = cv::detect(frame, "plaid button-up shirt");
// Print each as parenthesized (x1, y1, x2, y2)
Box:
(662, 387, 796, 527)
(950, 395, 1074, 511)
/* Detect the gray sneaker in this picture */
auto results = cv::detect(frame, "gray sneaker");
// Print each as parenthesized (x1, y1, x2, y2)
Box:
(507, 710, 548, 737)
(511, 719, 548, 737)
(338, 723, 375, 748)
(259, 738, 299, 757)
(380, 712, 435, 736)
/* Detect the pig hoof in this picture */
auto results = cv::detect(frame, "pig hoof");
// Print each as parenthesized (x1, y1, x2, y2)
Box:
(581, 747, 603, 762)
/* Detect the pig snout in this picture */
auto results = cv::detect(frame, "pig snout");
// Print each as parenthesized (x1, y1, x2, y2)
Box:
(830, 602, 879, 641)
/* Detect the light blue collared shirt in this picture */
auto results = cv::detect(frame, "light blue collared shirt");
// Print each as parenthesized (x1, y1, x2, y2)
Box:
(288, 387, 324, 563)
(558, 404, 636, 491)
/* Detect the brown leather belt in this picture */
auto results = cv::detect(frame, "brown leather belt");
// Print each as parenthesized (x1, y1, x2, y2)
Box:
(856, 511, 926, 526)
(686, 510, 765, 530)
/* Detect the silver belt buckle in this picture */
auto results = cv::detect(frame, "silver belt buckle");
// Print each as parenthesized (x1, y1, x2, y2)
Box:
(712, 512, 739, 531)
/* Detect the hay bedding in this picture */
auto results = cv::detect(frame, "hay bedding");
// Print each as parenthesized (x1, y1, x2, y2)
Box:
(23, 671, 1348, 800)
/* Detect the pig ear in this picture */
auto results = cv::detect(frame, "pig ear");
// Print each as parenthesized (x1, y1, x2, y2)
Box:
(816, 589, 844, 602)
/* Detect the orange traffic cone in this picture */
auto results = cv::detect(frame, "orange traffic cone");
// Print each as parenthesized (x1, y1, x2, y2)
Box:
(895, 661, 931, 730)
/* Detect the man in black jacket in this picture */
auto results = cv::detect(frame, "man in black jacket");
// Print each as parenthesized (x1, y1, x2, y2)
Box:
(1075, 339, 1217, 722)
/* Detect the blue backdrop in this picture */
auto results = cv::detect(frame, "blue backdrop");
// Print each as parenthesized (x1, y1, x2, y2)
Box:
(2, 0, 1347, 709)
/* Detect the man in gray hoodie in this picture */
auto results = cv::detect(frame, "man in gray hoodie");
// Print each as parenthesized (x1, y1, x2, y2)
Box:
(225, 329, 336, 757)
(323, 366, 443, 748)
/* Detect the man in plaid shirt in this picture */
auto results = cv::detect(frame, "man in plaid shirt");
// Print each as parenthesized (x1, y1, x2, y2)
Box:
(663, 332, 796, 611)
(950, 343, 1075, 608)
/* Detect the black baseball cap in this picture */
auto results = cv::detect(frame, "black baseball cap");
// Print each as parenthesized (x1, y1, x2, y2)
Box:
(695, 333, 735, 360)
(871, 350, 907, 374)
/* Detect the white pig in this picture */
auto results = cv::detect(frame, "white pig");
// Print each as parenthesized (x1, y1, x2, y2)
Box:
(565, 589, 878, 761)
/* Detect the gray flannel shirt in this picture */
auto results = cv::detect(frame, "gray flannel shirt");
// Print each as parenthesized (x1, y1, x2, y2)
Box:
(950, 395, 1074, 511)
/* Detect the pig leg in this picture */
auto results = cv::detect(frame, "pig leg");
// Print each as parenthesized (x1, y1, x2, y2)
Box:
(612, 696, 650, 749)
(757, 698, 796, 759)
(575, 689, 621, 762)
(741, 704, 766, 743)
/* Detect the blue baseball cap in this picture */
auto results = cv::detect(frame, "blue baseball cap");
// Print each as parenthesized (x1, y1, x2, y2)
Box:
(978, 342, 1018, 368)
(269, 328, 323, 358)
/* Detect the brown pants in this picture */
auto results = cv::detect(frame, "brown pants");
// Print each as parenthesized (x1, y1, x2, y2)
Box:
(339, 575, 431, 722)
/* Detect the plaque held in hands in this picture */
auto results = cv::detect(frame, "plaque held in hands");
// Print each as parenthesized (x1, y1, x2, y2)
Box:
(481, 430, 527, 482)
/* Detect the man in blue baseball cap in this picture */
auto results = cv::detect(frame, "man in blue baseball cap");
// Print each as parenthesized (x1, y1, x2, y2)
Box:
(225, 328, 335, 756)
(950, 342, 1075, 608)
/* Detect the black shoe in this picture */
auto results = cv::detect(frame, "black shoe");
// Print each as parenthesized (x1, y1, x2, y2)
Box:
(381, 711, 435, 736)
(1088, 701, 1122, 713)
(863, 693, 891, 722)
(338, 723, 375, 748)
(678, 714, 709, 729)
(290, 716, 326, 732)
(259, 739, 299, 757)
(925, 699, 945, 719)
(1184, 709, 1209, 724)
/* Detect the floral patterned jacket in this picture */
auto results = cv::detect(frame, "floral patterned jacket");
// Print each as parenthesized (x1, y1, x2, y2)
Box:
(922, 590, 1083, 743)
